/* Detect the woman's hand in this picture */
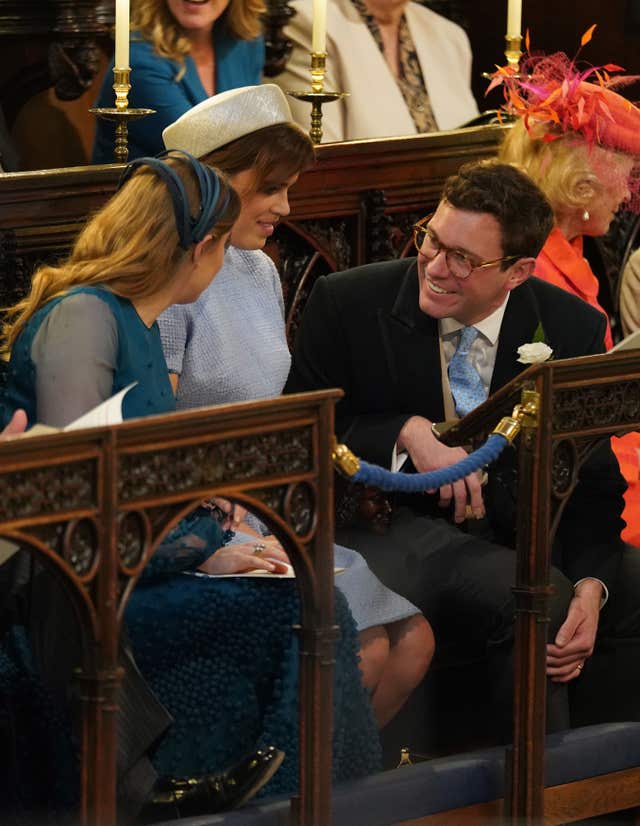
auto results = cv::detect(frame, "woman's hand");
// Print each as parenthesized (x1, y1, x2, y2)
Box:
(1, 410, 27, 439)
(198, 538, 290, 575)
(203, 497, 248, 531)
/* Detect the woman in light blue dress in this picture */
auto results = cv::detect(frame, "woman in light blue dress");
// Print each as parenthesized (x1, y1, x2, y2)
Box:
(160, 85, 435, 729)
(0, 152, 381, 820)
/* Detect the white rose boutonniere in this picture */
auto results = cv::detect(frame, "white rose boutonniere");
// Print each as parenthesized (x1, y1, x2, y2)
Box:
(517, 342, 554, 364)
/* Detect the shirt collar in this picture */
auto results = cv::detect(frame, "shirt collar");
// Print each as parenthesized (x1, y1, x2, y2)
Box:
(439, 294, 510, 346)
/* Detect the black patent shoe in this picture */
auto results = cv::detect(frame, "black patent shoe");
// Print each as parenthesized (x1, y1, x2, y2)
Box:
(140, 746, 285, 821)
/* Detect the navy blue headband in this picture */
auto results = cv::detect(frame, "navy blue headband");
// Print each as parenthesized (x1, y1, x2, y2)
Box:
(118, 150, 231, 250)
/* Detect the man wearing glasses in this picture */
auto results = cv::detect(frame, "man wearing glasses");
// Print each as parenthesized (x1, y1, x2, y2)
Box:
(286, 160, 639, 742)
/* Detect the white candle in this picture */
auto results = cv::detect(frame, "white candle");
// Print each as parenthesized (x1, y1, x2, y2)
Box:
(312, 0, 327, 54)
(115, 0, 130, 69)
(506, 0, 521, 38)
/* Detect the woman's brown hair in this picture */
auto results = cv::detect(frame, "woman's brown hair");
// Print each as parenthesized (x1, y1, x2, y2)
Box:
(201, 122, 315, 190)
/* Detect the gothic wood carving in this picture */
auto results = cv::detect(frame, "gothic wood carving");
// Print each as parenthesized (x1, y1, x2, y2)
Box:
(437, 351, 640, 822)
(361, 188, 395, 263)
(0, 0, 112, 128)
(0, 391, 340, 826)
(263, 0, 296, 77)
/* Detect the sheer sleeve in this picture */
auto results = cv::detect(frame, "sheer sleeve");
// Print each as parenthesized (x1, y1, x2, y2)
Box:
(142, 509, 228, 580)
(31, 293, 118, 427)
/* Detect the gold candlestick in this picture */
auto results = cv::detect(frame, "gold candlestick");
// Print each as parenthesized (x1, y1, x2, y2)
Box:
(287, 52, 347, 144)
(90, 67, 155, 164)
(505, 34, 523, 70)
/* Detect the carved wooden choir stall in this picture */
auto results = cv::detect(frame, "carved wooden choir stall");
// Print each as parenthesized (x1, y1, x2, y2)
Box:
(1, 127, 640, 824)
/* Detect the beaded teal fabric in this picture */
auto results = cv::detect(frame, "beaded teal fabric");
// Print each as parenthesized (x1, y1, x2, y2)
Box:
(127, 565, 382, 794)
(0, 628, 78, 824)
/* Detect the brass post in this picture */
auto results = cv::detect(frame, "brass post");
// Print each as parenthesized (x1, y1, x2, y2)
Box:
(90, 66, 155, 164)
(286, 51, 347, 145)
(505, 34, 523, 69)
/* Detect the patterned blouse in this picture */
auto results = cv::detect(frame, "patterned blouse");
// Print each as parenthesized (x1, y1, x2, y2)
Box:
(349, 0, 438, 133)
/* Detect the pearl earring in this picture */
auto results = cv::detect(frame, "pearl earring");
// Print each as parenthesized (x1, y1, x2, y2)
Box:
(582, 209, 590, 221)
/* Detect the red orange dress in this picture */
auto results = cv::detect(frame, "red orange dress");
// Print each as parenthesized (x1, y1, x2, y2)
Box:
(536, 228, 639, 545)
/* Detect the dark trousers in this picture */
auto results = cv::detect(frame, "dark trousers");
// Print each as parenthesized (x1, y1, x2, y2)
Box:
(337, 506, 603, 744)
(570, 544, 640, 727)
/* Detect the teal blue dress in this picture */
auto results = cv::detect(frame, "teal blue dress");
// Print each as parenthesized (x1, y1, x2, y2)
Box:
(0, 286, 380, 814)
(92, 31, 265, 163)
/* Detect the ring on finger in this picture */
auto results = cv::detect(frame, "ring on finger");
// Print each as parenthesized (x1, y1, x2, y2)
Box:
(253, 542, 267, 555)
(576, 663, 583, 672)
(464, 504, 485, 521)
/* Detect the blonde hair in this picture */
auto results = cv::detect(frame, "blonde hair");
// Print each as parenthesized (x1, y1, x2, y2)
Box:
(499, 120, 600, 219)
(3, 159, 238, 354)
(131, 0, 264, 73)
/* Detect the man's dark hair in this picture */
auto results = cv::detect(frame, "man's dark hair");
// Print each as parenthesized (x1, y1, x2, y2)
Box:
(441, 159, 554, 264)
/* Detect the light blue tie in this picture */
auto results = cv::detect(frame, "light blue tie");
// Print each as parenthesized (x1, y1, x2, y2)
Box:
(448, 326, 487, 418)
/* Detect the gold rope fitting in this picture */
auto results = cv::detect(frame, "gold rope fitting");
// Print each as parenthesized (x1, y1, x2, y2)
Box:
(332, 438, 360, 477)
(397, 747, 413, 768)
(492, 389, 540, 445)
(492, 414, 521, 444)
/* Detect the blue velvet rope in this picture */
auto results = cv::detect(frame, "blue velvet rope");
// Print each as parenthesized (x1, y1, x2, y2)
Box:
(351, 433, 508, 491)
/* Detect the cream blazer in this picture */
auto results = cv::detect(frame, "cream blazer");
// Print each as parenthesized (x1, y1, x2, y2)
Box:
(620, 247, 640, 337)
(271, 0, 479, 142)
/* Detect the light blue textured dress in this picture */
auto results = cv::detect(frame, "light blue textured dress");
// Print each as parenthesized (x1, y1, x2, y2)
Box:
(158, 247, 421, 630)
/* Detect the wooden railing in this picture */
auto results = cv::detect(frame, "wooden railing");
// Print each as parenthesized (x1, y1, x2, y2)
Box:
(0, 390, 340, 826)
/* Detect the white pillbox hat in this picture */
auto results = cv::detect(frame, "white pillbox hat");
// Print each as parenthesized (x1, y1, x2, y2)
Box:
(163, 84, 292, 157)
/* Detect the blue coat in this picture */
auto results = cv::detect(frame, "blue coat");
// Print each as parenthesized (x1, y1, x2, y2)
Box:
(92, 29, 264, 163)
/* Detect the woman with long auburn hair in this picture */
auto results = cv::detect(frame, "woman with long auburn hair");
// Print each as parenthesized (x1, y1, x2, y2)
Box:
(92, 0, 265, 163)
(1, 152, 238, 423)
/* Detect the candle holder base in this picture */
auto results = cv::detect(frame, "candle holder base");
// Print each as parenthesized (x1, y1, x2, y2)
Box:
(287, 90, 347, 144)
(89, 107, 155, 164)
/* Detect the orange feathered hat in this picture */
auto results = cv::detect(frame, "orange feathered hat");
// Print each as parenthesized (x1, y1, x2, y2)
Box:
(488, 25, 640, 156)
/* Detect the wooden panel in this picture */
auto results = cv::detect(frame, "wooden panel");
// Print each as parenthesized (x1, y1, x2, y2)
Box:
(0, 390, 340, 826)
(0, 126, 505, 333)
(392, 767, 640, 826)
(543, 767, 640, 824)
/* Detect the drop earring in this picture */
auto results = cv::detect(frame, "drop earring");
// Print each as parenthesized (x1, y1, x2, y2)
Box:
(582, 209, 590, 221)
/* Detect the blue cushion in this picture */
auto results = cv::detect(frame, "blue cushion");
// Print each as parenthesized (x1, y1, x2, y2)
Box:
(482, 722, 640, 792)
(162, 723, 640, 826)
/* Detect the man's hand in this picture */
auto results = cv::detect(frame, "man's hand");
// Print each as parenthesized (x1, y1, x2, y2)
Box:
(1, 410, 27, 439)
(546, 579, 602, 682)
(397, 416, 485, 523)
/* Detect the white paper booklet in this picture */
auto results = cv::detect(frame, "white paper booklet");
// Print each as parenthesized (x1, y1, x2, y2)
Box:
(24, 382, 138, 437)
(186, 562, 345, 580)
(611, 330, 640, 352)
(0, 538, 20, 565)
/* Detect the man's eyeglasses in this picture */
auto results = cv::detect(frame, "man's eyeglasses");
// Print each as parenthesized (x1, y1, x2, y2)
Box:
(412, 214, 520, 280)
